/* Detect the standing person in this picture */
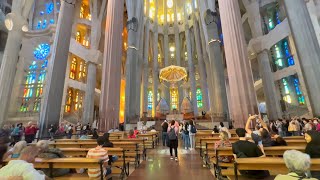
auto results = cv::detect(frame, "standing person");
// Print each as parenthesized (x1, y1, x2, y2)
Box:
(76, 121, 82, 138)
(188, 120, 197, 150)
(66, 125, 73, 139)
(304, 131, 320, 179)
(25, 122, 39, 143)
(161, 120, 168, 146)
(11, 123, 22, 144)
(48, 124, 56, 140)
(218, 122, 224, 131)
(167, 120, 179, 161)
(183, 122, 190, 150)
(288, 118, 299, 136)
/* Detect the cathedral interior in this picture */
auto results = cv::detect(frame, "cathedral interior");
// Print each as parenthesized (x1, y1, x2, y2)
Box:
(0, 0, 320, 134)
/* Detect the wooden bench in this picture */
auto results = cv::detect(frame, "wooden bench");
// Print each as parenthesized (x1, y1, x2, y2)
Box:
(112, 142, 141, 168)
(4, 158, 111, 180)
(60, 147, 127, 177)
(285, 139, 306, 146)
(111, 138, 147, 161)
(137, 133, 157, 149)
(233, 157, 320, 180)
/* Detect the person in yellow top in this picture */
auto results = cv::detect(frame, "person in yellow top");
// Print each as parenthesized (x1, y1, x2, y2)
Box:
(275, 150, 317, 180)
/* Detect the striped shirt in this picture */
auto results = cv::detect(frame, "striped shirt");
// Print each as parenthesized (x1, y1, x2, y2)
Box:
(86, 146, 109, 178)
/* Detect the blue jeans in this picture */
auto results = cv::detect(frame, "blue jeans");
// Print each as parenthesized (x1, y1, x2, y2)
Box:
(184, 133, 190, 148)
(162, 132, 168, 146)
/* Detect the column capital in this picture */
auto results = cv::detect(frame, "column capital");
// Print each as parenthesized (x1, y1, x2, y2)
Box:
(5, 13, 28, 32)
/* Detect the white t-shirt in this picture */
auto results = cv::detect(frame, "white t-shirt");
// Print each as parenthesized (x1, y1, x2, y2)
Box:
(0, 160, 45, 180)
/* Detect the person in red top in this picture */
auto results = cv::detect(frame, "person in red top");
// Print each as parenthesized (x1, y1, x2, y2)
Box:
(133, 127, 139, 136)
(128, 129, 136, 139)
(24, 122, 39, 143)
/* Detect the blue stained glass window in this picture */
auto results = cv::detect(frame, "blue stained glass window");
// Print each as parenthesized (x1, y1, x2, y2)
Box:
(42, 60, 48, 68)
(50, 19, 54, 24)
(34, 44, 50, 60)
(37, 21, 42, 29)
(42, 20, 47, 29)
(148, 90, 153, 110)
(40, 11, 44, 16)
(46, 3, 54, 14)
(276, 12, 281, 25)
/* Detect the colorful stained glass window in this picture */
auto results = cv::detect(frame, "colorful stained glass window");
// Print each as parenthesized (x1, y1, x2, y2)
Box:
(271, 38, 295, 72)
(70, 57, 77, 80)
(170, 88, 178, 110)
(196, 88, 203, 108)
(148, 90, 153, 110)
(282, 78, 292, 104)
(293, 77, 305, 105)
(20, 43, 50, 112)
(34, 1, 60, 30)
(65, 88, 73, 112)
(46, 2, 54, 14)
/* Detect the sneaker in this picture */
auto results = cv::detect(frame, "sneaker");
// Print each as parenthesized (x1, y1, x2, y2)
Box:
(175, 157, 178, 161)
(170, 156, 174, 160)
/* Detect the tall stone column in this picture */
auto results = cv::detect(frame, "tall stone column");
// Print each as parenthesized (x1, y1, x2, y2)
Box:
(37, 0, 76, 137)
(152, 0, 159, 117)
(184, 7, 198, 116)
(136, 1, 144, 117)
(83, 62, 97, 124)
(125, 0, 143, 122)
(198, 17, 213, 109)
(257, 50, 282, 120)
(243, 0, 282, 120)
(174, 2, 181, 66)
(218, 0, 258, 127)
(283, 0, 320, 116)
(192, 10, 209, 111)
(0, 0, 34, 126)
(200, 8, 229, 121)
(163, 2, 170, 106)
(141, 0, 150, 114)
(99, 0, 124, 132)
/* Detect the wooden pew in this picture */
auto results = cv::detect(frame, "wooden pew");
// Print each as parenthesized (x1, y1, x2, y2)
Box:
(285, 139, 306, 146)
(233, 157, 320, 180)
(112, 142, 141, 168)
(111, 138, 147, 161)
(137, 133, 157, 149)
(4, 158, 108, 180)
(60, 147, 127, 177)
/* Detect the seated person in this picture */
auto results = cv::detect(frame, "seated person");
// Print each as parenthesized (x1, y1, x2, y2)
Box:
(87, 137, 111, 178)
(0, 146, 49, 179)
(275, 150, 317, 179)
(80, 131, 89, 140)
(133, 127, 139, 136)
(212, 126, 219, 134)
(102, 133, 118, 165)
(273, 136, 288, 146)
(92, 128, 99, 139)
(8, 141, 27, 158)
(36, 140, 69, 177)
(128, 130, 136, 139)
(232, 128, 270, 179)
(245, 115, 274, 147)
(150, 127, 157, 132)
(305, 131, 320, 178)
(215, 131, 232, 162)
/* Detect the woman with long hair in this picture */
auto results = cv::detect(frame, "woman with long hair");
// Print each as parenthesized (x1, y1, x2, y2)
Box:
(305, 130, 320, 178)
(167, 120, 179, 161)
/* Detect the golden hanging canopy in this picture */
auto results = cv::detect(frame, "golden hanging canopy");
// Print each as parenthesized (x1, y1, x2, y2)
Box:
(159, 65, 188, 83)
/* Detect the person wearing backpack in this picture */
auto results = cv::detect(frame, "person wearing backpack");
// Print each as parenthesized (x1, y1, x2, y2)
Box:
(188, 120, 197, 150)
(167, 120, 179, 161)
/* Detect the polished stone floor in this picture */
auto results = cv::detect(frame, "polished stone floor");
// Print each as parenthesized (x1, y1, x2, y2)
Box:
(128, 144, 215, 180)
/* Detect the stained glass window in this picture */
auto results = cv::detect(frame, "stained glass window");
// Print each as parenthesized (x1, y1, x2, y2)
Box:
(271, 38, 295, 72)
(70, 58, 77, 80)
(20, 43, 50, 112)
(282, 78, 292, 104)
(196, 88, 203, 108)
(293, 77, 305, 105)
(170, 88, 178, 110)
(148, 90, 153, 110)
(65, 88, 73, 112)
(33, 1, 60, 30)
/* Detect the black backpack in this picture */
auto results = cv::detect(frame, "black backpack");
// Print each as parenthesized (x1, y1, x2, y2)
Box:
(190, 125, 197, 133)
(168, 127, 177, 140)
